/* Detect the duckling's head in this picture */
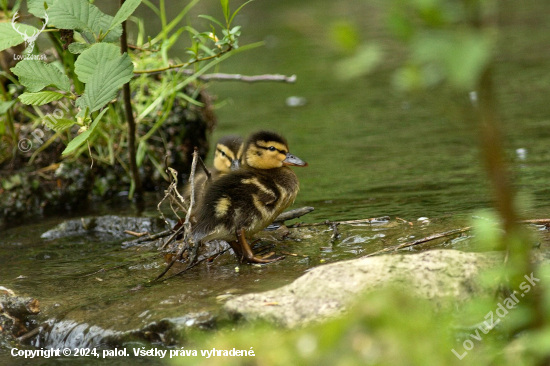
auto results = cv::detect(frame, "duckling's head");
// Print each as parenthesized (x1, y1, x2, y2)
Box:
(244, 131, 308, 169)
(213, 135, 244, 173)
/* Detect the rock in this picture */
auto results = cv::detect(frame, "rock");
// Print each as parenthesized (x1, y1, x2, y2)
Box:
(41, 215, 170, 240)
(34, 313, 215, 349)
(223, 250, 501, 328)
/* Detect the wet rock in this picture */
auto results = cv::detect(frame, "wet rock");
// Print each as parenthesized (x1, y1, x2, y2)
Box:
(33, 312, 216, 349)
(41, 215, 170, 240)
(223, 250, 501, 328)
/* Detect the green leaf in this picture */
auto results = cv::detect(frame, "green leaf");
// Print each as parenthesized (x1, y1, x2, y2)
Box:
(198, 14, 224, 29)
(44, 117, 75, 132)
(220, 0, 230, 25)
(229, 0, 254, 26)
(329, 21, 359, 53)
(110, 0, 142, 31)
(62, 107, 108, 156)
(0, 100, 16, 114)
(136, 139, 147, 166)
(335, 43, 382, 80)
(27, 0, 55, 17)
(76, 54, 134, 112)
(12, 0, 22, 13)
(151, 0, 199, 45)
(47, 0, 122, 43)
(19, 91, 65, 106)
(0, 23, 41, 52)
(11, 60, 71, 92)
(74, 43, 121, 83)
(68, 42, 90, 54)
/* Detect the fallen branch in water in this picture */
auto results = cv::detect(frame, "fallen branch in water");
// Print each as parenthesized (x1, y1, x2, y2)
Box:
(158, 247, 232, 282)
(124, 230, 148, 237)
(519, 219, 550, 225)
(273, 207, 314, 223)
(364, 226, 473, 258)
(289, 216, 390, 228)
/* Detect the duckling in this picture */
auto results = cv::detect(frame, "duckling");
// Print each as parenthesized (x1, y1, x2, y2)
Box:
(189, 131, 308, 264)
(183, 135, 243, 201)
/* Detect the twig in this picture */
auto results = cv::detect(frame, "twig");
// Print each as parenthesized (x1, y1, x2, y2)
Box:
(123, 229, 173, 246)
(330, 222, 340, 243)
(519, 219, 550, 225)
(159, 224, 185, 250)
(81, 254, 159, 278)
(134, 48, 232, 74)
(154, 149, 199, 281)
(186, 72, 297, 83)
(273, 207, 314, 223)
(281, 251, 308, 258)
(159, 248, 231, 282)
(124, 230, 148, 237)
(364, 226, 472, 258)
(134, 65, 297, 83)
(197, 155, 212, 181)
(396, 217, 413, 226)
(289, 216, 390, 228)
(17, 324, 47, 342)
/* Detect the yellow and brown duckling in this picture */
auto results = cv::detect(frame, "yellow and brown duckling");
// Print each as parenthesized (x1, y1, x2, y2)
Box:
(183, 135, 244, 201)
(189, 130, 308, 264)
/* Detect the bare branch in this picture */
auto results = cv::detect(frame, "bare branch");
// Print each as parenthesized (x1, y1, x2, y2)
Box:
(364, 226, 472, 258)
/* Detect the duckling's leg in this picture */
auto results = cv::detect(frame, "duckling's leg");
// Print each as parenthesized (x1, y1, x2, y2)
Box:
(227, 240, 244, 261)
(236, 228, 284, 263)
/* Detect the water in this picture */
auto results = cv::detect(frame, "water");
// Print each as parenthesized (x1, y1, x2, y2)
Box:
(2, 0, 550, 363)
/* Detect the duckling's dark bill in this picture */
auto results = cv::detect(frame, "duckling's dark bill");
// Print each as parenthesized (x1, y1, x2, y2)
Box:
(283, 153, 308, 167)
(230, 159, 240, 170)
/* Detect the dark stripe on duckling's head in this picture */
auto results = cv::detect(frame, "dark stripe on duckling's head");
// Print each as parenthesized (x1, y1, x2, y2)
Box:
(214, 135, 244, 173)
(244, 131, 307, 169)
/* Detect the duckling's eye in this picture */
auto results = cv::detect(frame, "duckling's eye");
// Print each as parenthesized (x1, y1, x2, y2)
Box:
(268, 146, 276, 152)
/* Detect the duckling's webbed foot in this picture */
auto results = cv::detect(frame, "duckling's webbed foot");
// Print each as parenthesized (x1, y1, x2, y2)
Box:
(236, 228, 285, 264)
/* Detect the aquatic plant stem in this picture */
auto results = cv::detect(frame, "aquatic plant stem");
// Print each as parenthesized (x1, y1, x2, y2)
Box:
(477, 64, 546, 333)
(120, 0, 143, 203)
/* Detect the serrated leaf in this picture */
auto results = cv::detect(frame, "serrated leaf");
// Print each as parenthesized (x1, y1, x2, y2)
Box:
(68, 42, 90, 54)
(74, 43, 120, 83)
(62, 107, 107, 156)
(11, 60, 71, 92)
(19, 91, 65, 106)
(76, 54, 133, 112)
(95, 13, 122, 43)
(0, 100, 16, 114)
(47, 0, 122, 43)
(44, 118, 75, 132)
(110, 0, 142, 31)
(0, 23, 41, 52)
(27, 0, 55, 17)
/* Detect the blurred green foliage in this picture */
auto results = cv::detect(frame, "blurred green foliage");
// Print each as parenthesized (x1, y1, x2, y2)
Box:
(172, 261, 550, 366)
